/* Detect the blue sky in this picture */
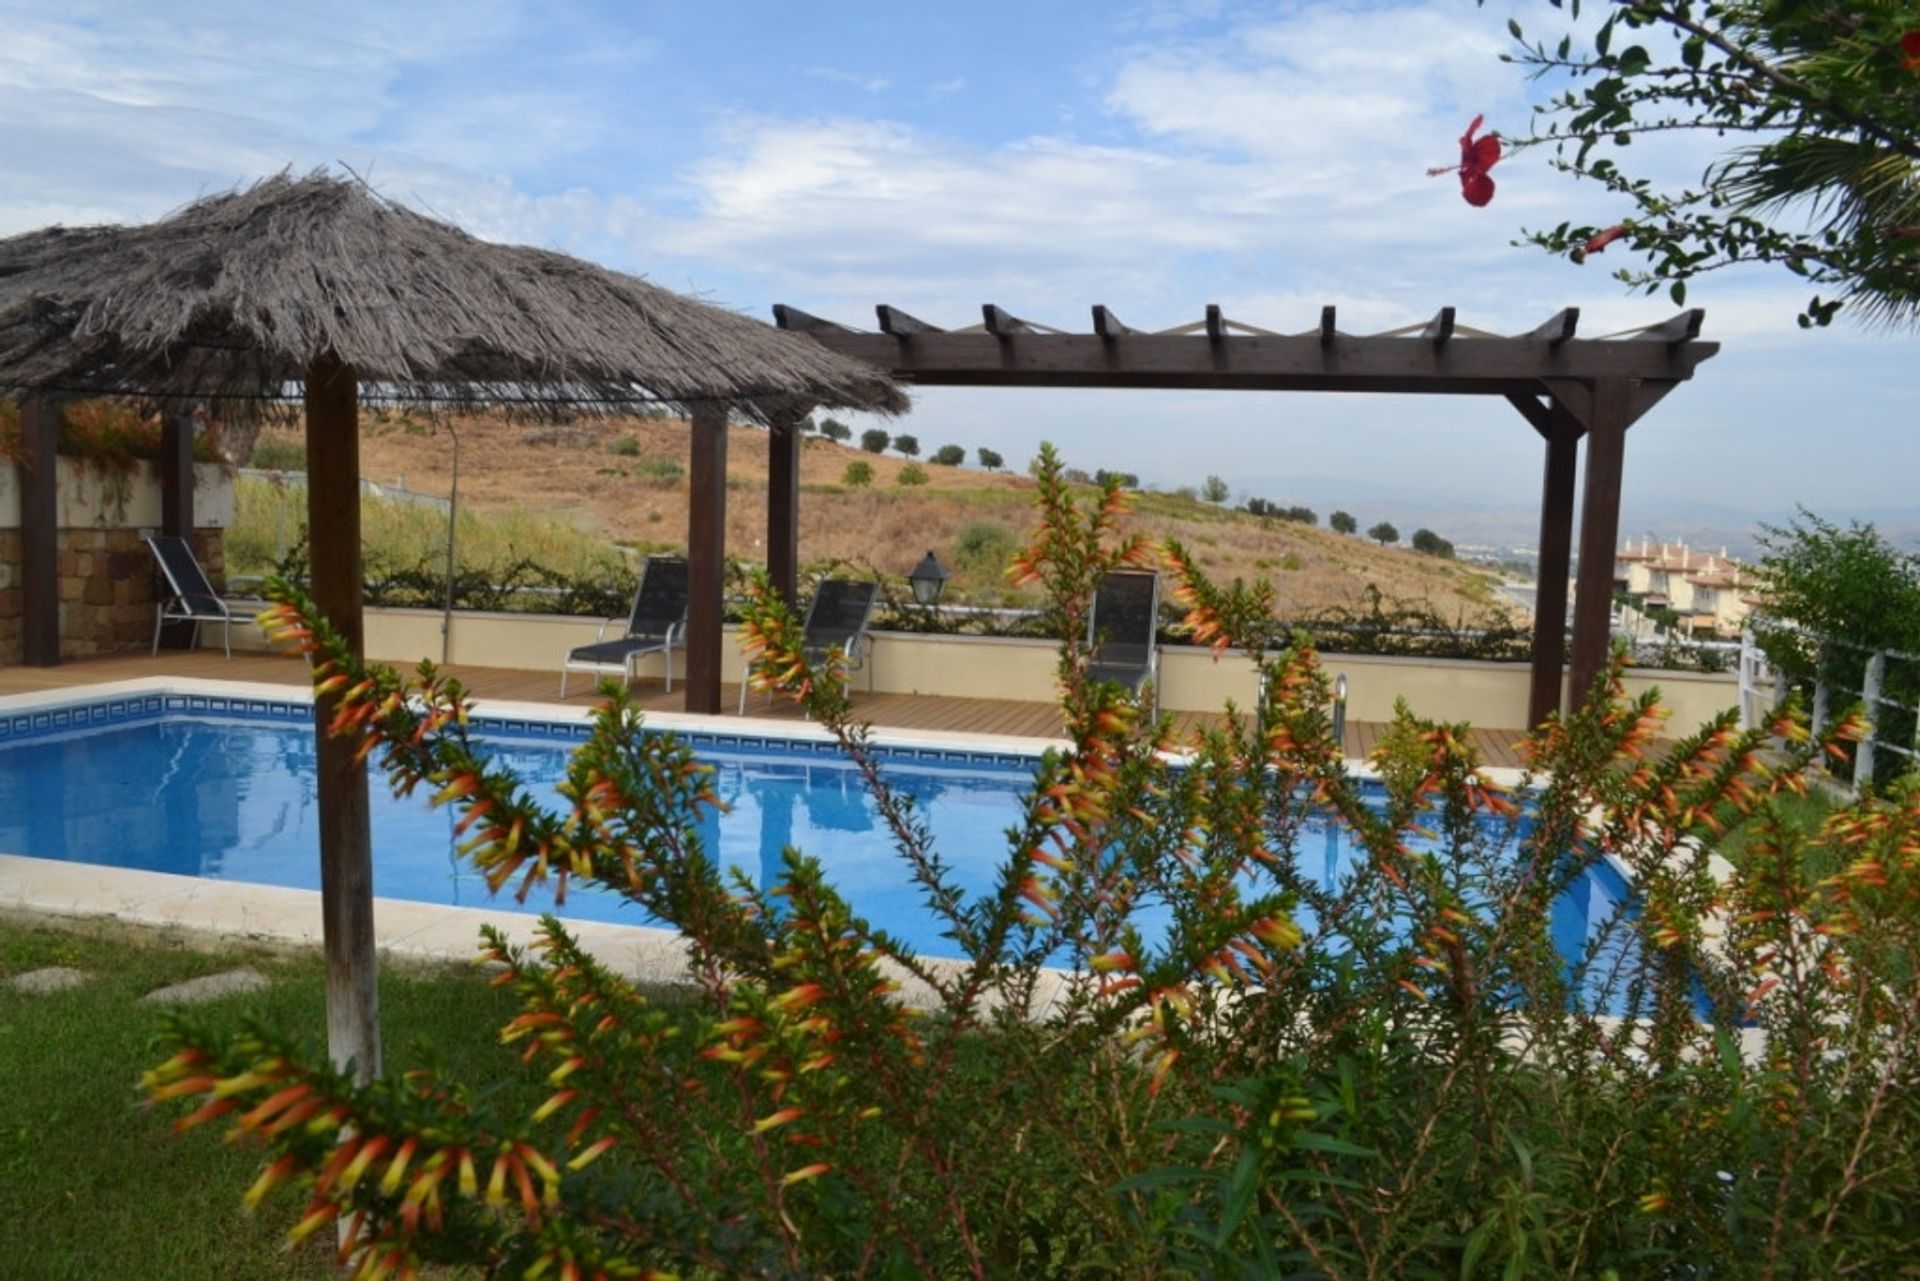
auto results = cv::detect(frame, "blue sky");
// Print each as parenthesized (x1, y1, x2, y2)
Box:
(2, 0, 1911, 525)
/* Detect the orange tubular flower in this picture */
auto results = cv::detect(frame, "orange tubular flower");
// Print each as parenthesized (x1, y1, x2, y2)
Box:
(781, 1162, 832, 1187)
(753, 1107, 805, 1134)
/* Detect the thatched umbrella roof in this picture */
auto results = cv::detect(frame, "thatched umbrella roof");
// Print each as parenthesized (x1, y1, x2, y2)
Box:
(0, 171, 905, 417)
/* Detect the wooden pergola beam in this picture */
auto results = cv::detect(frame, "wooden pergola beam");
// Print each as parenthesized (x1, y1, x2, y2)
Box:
(1636, 308, 1704, 347)
(1422, 306, 1456, 349)
(1528, 307, 1580, 346)
(775, 328, 1715, 393)
(772, 304, 853, 335)
(1092, 305, 1132, 339)
(877, 305, 942, 336)
(1319, 306, 1337, 346)
(1505, 392, 1553, 438)
(982, 304, 1035, 337)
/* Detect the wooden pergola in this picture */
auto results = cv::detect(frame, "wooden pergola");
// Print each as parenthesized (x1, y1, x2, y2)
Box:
(735, 302, 1718, 726)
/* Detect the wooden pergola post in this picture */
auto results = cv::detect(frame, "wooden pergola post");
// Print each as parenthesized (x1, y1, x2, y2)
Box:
(157, 406, 197, 650)
(684, 401, 729, 714)
(18, 396, 60, 667)
(1507, 392, 1584, 728)
(1568, 379, 1632, 709)
(766, 407, 806, 608)
(304, 353, 380, 1084)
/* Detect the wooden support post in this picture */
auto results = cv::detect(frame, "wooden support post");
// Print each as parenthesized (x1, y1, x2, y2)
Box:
(1568, 379, 1631, 710)
(684, 402, 728, 714)
(18, 397, 60, 666)
(304, 353, 380, 1084)
(1528, 407, 1580, 726)
(157, 407, 197, 650)
(767, 408, 804, 608)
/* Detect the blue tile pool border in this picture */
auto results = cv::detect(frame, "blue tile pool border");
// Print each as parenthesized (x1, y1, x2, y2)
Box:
(0, 692, 1046, 775)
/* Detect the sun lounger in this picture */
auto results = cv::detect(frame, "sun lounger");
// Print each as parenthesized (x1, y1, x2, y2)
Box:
(560, 555, 689, 696)
(1089, 569, 1161, 715)
(144, 534, 235, 658)
(740, 577, 880, 714)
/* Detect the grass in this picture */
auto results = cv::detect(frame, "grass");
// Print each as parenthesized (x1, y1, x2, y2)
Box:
(226, 475, 632, 582)
(0, 919, 535, 1279)
(1715, 783, 1836, 865)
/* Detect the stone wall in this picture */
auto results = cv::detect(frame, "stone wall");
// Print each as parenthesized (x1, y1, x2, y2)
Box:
(2, 458, 232, 665)
(0, 527, 225, 665)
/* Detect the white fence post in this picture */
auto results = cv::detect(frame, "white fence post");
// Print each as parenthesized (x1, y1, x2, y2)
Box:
(1812, 651, 1831, 742)
(1854, 651, 1886, 791)
(1737, 628, 1768, 731)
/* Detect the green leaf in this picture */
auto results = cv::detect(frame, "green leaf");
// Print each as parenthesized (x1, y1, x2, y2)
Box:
(1461, 1215, 1498, 1279)
(1213, 1146, 1263, 1248)
(1508, 17, 1523, 39)
(1618, 44, 1650, 75)
(1291, 1132, 1377, 1158)
(1112, 1166, 1211, 1195)
(1681, 36, 1705, 69)
(1670, 281, 1687, 306)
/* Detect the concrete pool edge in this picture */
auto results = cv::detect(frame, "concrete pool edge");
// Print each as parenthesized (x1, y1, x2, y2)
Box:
(0, 851, 703, 981)
(0, 674, 1080, 760)
(0, 851, 1069, 1014)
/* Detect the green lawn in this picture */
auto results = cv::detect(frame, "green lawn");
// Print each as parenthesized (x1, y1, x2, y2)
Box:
(0, 920, 532, 1280)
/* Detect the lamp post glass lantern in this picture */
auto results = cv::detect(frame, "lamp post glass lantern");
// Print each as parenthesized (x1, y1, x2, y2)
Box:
(908, 550, 950, 606)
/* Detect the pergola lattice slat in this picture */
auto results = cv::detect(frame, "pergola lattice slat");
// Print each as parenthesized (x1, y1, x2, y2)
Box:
(774, 302, 1719, 726)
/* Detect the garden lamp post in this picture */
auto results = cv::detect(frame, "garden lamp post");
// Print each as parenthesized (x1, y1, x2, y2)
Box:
(908, 550, 950, 606)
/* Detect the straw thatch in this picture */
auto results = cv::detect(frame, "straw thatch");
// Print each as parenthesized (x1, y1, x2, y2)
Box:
(0, 171, 905, 418)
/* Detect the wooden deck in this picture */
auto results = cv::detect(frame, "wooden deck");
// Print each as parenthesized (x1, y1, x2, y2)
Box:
(0, 651, 1534, 768)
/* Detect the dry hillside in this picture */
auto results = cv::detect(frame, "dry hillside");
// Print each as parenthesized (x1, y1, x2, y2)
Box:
(260, 410, 1514, 621)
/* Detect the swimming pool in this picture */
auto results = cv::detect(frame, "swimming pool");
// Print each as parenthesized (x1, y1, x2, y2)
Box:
(0, 689, 1635, 991)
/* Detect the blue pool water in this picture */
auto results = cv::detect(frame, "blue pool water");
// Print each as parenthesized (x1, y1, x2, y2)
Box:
(0, 695, 1635, 993)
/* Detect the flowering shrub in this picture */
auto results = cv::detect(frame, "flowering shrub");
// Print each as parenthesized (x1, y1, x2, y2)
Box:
(146, 445, 1920, 1276)
(0, 397, 227, 467)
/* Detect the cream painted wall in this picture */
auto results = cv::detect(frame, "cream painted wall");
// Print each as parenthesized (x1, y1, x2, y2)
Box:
(0, 460, 233, 530)
(211, 608, 1741, 730)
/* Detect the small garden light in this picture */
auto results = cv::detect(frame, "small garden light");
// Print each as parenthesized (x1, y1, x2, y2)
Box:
(907, 550, 950, 606)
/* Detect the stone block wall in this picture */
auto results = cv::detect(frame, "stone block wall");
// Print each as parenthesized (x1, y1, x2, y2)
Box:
(0, 527, 224, 664)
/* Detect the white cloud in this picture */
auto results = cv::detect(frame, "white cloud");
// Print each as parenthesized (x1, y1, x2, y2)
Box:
(804, 67, 892, 93)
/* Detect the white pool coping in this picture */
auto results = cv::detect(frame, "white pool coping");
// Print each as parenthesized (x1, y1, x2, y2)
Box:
(0, 674, 1079, 756)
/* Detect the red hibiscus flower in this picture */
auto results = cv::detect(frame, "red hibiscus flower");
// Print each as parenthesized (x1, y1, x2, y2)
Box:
(1901, 31, 1920, 71)
(1429, 115, 1502, 206)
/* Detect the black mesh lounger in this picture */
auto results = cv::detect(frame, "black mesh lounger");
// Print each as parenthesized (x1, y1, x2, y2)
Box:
(560, 556, 690, 696)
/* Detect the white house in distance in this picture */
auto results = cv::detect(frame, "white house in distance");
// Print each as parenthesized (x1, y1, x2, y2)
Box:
(1613, 537, 1759, 637)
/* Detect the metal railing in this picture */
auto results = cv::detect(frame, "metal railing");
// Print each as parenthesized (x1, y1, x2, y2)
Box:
(1738, 626, 1920, 791)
